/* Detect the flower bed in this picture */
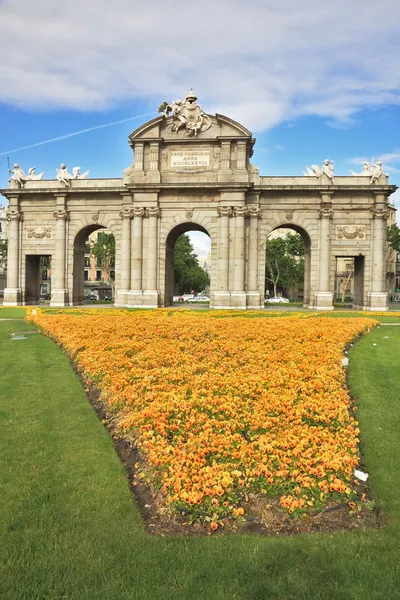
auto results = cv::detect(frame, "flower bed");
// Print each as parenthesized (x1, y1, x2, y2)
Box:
(29, 310, 377, 529)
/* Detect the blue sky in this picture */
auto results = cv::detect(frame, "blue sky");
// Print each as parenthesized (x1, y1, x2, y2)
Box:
(1, 0, 399, 257)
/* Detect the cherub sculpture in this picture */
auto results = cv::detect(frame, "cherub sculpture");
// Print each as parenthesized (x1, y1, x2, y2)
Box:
(304, 159, 334, 181)
(56, 164, 72, 186)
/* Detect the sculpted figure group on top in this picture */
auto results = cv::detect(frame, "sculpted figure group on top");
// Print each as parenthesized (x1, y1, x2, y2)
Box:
(158, 89, 212, 137)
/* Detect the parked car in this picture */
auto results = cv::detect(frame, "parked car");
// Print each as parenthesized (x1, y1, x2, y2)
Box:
(265, 296, 289, 303)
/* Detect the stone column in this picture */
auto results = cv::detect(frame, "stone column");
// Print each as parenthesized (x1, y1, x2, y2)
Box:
(114, 208, 133, 306)
(50, 208, 69, 306)
(143, 207, 159, 307)
(214, 207, 232, 308)
(247, 207, 261, 308)
(221, 142, 231, 170)
(315, 200, 334, 310)
(131, 208, 145, 291)
(231, 206, 247, 309)
(368, 199, 389, 310)
(3, 206, 21, 305)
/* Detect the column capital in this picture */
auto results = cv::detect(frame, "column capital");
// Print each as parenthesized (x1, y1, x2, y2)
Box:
(319, 207, 333, 220)
(372, 207, 390, 220)
(146, 207, 160, 218)
(234, 206, 248, 218)
(119, 208, 134, 220)
(217, 206, 233, 218)
(6, 209, 20, 221)
(53, 210, 69, 220)
(247, 207, 262, 219)
(133, 207, 145, 218)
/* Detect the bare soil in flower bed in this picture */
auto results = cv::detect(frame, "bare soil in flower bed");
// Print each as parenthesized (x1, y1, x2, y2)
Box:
(86, 383, 381, 538)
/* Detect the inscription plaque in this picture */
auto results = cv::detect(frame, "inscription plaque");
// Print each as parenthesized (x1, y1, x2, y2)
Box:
(170, 150, 210, 168)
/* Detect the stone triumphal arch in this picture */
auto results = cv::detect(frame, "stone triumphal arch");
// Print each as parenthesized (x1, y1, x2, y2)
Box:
(2, 90, 397, 310)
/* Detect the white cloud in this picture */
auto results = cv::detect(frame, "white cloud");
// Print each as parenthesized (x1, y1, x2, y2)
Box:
(1, 0, 400, 130)
(187, 232, 211, 261)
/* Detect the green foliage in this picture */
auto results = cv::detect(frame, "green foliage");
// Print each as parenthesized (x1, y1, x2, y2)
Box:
(387, 223, 400, 252)
(174, 234, 209, 294)
(265, 233, 305, 298)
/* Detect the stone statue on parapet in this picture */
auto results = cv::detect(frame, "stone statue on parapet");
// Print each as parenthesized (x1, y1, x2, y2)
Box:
(56, 164, 90, 186)
(158, 89, 212, 137)
(27, 167, 44, 180)
(72, 167, 90, 179)
(56, 164, 73, 186)
(9, 164, 27, 187)
(349, 159, 387, 183)
(304, 159, 335, 181)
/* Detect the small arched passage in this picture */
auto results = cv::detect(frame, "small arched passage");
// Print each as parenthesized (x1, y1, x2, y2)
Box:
(72, 224, 108, 304)
(266, 224, 312, 306)
(164, 222, 211, 307)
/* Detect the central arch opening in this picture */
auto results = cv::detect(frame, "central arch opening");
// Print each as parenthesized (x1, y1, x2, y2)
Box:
(164, 222, 211, 307)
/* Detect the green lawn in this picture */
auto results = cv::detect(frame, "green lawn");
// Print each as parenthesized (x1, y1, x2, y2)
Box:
(0, 311, 400, 599)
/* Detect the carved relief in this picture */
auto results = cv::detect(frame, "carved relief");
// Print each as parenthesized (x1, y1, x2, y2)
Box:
(336, 225, 366, 240)
(185, 209, 194, 220)
(285, 211, 294, 221)
(92, 212, 99, 222)
(26, 226, 53, 239)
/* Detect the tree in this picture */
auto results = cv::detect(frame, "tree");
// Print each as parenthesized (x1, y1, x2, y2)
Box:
(91, 232, 116, 296)
(388, 224, 400, 252)
(265, 233, 305, 299)
(174, 234, 209, 294)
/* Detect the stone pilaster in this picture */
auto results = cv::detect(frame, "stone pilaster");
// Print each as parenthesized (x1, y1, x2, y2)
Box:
(142, 207, 159, 307)
(214, 206, 232, 308)
(50, 206, 69, 307)
(115, 208, 133, 306)
(367, 197, 390, 311)
(315, 200, 334, 310)
(221, 142, 231, 170)
(236, 142, 247, 169)
(127, 207, 145, 307)
(247, 207, 262, 308)
(134, 143, 144, 170)
(231, 206, 247, 309)
(3, 205, 21, 305)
